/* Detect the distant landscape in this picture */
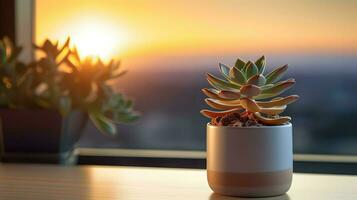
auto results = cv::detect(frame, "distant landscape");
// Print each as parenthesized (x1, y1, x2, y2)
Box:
(36, 0, 357, 155)
(78, 55, 357, 155)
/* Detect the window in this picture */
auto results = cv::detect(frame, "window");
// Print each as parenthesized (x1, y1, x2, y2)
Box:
(33, 0, 357, 158)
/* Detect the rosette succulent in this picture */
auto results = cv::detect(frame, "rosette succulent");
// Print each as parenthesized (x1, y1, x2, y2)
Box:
(200, 56, 299, 126)
(0, 36, 139, 135)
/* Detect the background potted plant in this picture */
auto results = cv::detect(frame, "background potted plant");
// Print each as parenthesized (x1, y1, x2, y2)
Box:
(0, 37, 139, 163)
(201, 56, 299, 197)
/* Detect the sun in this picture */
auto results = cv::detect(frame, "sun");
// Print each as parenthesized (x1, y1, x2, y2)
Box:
(69, 18, 127, 61)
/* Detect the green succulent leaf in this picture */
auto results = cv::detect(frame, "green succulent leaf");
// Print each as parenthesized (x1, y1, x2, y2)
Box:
(245, 61, 259, 78)
(206, 73, 240, 90)
(260, 84, 274, 90)
(254, 93, 280, 100)
(241, 61, 250, 73)
(218, 63, 230, 79)
(247, 74, 266, 86)
(114, 112, 140, 123)
(265, 64, 288, 84)
(255, 55, 266, 74)
(89, 111, 117, 135)
(256, 79, 295, 100)
(229, 67, 246, 85)
(234, 58, 246, 70)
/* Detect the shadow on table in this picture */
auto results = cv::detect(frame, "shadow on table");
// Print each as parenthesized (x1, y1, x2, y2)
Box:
(209, 193, 290, 200)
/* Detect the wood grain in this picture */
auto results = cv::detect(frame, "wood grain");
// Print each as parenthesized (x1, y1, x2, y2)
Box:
(0, 164, 356, 200)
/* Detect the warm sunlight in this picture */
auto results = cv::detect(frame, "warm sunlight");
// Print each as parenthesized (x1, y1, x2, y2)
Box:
(37, 0, 357, 58)
(69, 18, 126, 60)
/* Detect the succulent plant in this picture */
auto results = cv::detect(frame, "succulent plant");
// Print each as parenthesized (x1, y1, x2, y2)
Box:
(0, 37, 35, 107)
(0, 36, 139, 135)
(200, 56, 299, 126)
(62, 45, 139, 135)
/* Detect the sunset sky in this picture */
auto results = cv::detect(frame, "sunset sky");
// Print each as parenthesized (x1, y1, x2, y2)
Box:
(36, 0, 357, 70)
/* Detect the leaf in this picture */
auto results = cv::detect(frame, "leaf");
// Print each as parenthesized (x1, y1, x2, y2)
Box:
(124, 99, 133, 109)
(247, 74, 266, 86)
(114, 112, 140, 123)
(42, 39, 57, 57)
(71, 47, 81, 63)
(245, 61, 259, 78)
(229, 67, 246, 85)
(89, 112, 117, 135)
(109, 70, 127, 80)
(254, 93, 280, 100)
(266, 64, 288, 84)
(253, 112, 291, 125)
(255, 55, 266, 74)
(201, 88, 219, 98)
(207, 98, 241, 105)
(206, 73, 240, 90)
(205, 98, 242, 110)
(261, 79, 295, 96)
(3, 37, 14, 58)
(257, 95, 299, 107)
(206, 80, 225, 91)
(260, 84, 274, 90)
(218, 90, 241, 99)
(259, 105, 286, 115)
(200, 108, 243, 118)
(58, 37, 71, 55)
(240, 97, 260, 112)
(240, 84, 261, 97)
(234, 58, 246, 70)
(202, 88, 234, 100)
(219, 63, 230, 79)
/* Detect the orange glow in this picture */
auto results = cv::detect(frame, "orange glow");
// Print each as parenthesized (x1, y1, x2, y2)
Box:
(36, 0, 357, 60)
(67, 17, 127, 60)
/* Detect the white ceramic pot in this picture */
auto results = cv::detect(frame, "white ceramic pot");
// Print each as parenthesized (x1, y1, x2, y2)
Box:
(206, 123, 293, 197)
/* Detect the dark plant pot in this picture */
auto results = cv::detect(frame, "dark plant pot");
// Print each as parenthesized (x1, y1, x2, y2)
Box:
(0, 109, 87, 164)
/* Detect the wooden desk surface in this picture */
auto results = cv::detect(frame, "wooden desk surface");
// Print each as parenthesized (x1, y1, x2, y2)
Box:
(0, 164, 356, 200)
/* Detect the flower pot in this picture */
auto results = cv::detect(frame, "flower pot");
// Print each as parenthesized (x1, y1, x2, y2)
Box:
(0, 109, 87, 164)
(206, 123, 293, 197)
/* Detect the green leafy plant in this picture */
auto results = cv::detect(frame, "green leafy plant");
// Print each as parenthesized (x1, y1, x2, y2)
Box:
(0, 37, 35, 107)
(0, 36, 139, 135)
(200, 56, 299, 126)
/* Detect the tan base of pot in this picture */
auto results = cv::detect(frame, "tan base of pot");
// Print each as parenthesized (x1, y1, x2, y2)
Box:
(207, 169, 292, 197)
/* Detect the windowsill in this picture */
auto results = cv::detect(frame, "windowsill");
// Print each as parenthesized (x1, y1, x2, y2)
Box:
(76, 148, 357, 175)
(77, 147, 357, 163)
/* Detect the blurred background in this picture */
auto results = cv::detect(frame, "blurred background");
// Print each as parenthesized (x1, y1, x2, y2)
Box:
(34, 0, 357, 155)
